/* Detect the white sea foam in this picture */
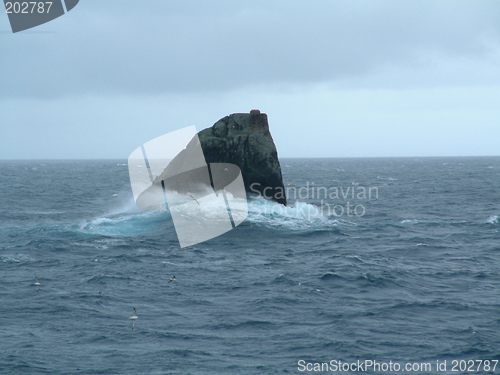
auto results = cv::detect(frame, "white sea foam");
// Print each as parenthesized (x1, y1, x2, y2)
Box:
(1, 256, 21, 263)
(401, 219, 419, 225)
(80, 199, 166, 237)
(81, 193, 355, 237)
(245, 196, 352, 230)
(1, 253, 32, 263)
(487, 215, 499, 224)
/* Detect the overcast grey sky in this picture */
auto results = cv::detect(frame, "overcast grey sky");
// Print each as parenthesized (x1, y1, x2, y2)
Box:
(1, 0, 499, 159)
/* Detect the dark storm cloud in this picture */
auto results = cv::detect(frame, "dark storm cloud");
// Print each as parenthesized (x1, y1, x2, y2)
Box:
(1, 0, 500, 98)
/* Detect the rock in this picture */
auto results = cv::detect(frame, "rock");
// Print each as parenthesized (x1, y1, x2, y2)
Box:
(198, 112, 287, 205)
(152, 111, 287, 206)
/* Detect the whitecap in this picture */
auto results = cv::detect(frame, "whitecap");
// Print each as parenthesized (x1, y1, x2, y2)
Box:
(246, 197, 349, 231)
(328, 218, 358, 226)
(401, 219, 419, 225)
(1, 253, 32, 263)
(487, 215, 499, 224)
(81, 208, 166, 237)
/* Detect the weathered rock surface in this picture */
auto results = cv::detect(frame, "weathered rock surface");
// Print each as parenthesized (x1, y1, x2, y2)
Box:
(154, 111, 286, 206)
(198, 112, 287, 205)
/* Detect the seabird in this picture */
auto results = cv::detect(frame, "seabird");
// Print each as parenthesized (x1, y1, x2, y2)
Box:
(187, 193, 200, 206)
(168, 276, 176, 283)
(129, 308, 138, 330)
(34, 276, 41, 292)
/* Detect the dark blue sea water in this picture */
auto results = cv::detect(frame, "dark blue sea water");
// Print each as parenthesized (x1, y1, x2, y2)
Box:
(1, 157, 499, 375)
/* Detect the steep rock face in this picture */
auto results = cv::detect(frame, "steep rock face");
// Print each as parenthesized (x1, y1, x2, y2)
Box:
(199, 112, 286, 205)
(153, 111, 287, 206)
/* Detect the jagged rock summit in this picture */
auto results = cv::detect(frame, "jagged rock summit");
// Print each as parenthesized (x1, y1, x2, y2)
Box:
(198, 111, 287, 205)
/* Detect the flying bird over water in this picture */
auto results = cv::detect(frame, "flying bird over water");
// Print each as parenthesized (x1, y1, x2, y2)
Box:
(168, 276, 176, 283)
(187, 194, 200, 206)
(129, 308, 138, 330)
(34, 276, 41, 292)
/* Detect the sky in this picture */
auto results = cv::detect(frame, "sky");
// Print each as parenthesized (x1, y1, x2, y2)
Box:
(1, 0, 500, 159)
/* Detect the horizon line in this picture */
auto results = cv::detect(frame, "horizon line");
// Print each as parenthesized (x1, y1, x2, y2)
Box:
(1, 155, 499, 162)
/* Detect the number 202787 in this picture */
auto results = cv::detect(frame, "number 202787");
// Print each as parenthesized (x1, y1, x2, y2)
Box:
(5, 2, 53, 14)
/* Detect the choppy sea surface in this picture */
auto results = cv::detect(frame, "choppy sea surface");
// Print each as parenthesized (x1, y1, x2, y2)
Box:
(0, 157, 499, 375)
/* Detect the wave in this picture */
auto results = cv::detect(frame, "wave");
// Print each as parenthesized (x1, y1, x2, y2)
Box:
(246, 197, 356, 231)
(320, 272, 401, 288)
(1, 254, 30, 263)
(80, 200, 168, 237)
(400, 218, 468, 226)
(487, 215, 499, 224)
(76, 195, 350, 239)
(211, 320, 276, 331)
(401, 219, 420, 225)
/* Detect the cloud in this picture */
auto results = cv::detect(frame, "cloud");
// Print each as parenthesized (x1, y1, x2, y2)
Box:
(1, 0, 500, 98)
(1, 1, 499, 159)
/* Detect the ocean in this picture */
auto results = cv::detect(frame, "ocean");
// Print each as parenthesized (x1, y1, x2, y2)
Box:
(0, 157, 499, 375)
